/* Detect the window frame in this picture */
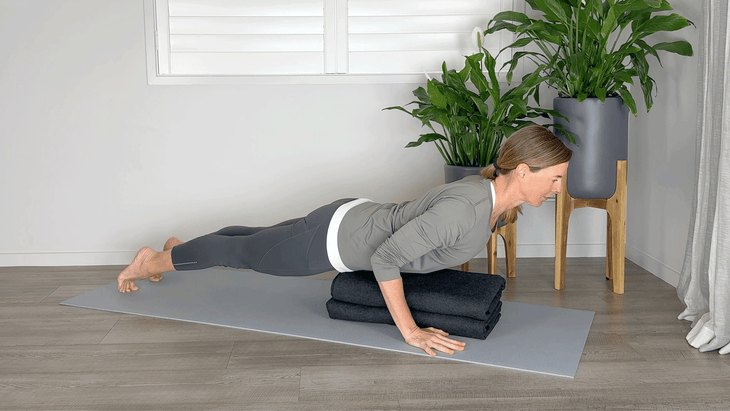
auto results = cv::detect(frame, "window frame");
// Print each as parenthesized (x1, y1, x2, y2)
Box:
(143, 0, 527, 85)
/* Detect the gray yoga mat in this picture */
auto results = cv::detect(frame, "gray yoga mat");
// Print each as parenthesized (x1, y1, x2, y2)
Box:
(61, 268, 594, 378)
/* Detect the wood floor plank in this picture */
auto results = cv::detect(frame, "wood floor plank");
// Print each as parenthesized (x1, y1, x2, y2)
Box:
(0, 368, 300, 410)
(398, 381, 730, 411)
(0, 341, 234, 374)
(0, 286, 59, 304)
(0, 317, 118, 346)
(299, 360, 730, 402)
(581, 331, 647, 362)
(627, 333, 721, 362)
(229, 338, 443, 369)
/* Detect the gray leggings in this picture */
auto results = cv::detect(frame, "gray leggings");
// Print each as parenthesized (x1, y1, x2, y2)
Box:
(170, 199, 354, 276)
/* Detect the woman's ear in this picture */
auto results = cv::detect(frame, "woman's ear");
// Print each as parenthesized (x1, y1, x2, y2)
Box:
(515, 163, 530, 179)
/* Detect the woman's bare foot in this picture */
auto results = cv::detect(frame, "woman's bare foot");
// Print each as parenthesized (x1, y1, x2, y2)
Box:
(149, 237, 183, 282)
(117, 247, 157, 293)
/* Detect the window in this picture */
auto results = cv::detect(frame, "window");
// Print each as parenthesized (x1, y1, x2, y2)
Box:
(144, 0, 522, 84)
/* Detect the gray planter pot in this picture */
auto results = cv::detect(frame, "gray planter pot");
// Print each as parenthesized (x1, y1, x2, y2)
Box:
(444, 164, 483, 184)
(553, 97, 628, 199)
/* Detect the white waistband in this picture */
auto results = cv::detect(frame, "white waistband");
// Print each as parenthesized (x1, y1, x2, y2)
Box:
(326, 198, 371, 272)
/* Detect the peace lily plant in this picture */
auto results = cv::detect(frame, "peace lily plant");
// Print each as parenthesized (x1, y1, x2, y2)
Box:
(484, 0, 694, 115)
(384, 48, 573, 167)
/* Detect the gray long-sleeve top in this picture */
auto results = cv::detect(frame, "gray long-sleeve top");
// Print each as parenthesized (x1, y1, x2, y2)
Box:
(337, 175, 495, 282)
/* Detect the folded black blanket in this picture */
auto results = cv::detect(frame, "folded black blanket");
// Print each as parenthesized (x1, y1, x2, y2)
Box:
(330, 269, 506, 321)
(326, 299, 502, 340)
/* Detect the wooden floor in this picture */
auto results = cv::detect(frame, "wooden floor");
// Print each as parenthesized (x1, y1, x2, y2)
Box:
(2, 258, 729, 411)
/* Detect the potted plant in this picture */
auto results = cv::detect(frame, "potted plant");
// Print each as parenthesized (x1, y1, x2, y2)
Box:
(485, 0, 693, 198)
(384, 47, 573, 184)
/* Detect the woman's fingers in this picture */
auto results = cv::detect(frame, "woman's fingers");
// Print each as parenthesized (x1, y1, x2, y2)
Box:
(408, 328, 466, 356)
(425, 326, 449, 336)
(426, 328, 466, 349)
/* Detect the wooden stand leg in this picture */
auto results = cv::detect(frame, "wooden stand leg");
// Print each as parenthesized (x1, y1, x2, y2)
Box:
(607, 161, 627, 294)
(460, 262, 470, 272)
(606, 213, 613, 281)
(487, 233, 498, 275)
(504, 222, 517, 278)
(555, 179, 572, 291)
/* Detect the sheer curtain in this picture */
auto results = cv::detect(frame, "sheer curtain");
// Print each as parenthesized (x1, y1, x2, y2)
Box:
(676, 0, 730, 354)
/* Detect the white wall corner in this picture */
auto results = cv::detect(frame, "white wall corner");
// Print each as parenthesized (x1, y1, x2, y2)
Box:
(625, 245, 681, 288)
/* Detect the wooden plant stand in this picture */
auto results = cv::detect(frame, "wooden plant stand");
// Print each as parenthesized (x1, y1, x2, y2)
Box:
(555, 160, 627, 294)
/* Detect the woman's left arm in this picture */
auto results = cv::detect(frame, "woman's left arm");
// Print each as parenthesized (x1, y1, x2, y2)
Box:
(378, 277, 466, 356)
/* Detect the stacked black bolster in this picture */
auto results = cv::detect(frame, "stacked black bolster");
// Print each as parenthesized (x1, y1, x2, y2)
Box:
(326, 269, 506, 340)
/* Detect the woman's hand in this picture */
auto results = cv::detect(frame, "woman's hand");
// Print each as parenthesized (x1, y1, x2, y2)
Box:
(404, 326, 466, 356)
(378, 278, 467, 356)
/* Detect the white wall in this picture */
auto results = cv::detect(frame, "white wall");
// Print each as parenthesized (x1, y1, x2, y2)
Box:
(1, 0, 611, 267)
(625, 0, 701, 287)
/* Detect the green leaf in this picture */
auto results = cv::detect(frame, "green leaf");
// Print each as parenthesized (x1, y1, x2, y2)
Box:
(612, 69, 636, 85)
(470, 96, 491, 116)
(577, 92, 589, 102)
(491, 10, 533, 25)
(467, 57, 489, 95)
(634, 14, 692, 40)
(458, 64, 471, 83)
(551, 124, 577, 145)
(615, 0, 659, 20)
(643, 0, 663, 7)
(486, 20, 520, 35)
(653, 40, 693, 56)
(383, 106, 412, 114)
(596, 87, 607, 102)
(641, 76, 656, 111)
(600, 4, 618, 40)
(523, 20, 565, 43)
(418, 133, 447, 143)
(406, 133, 446, 148)
(483, 49, 501, 99)
(507, 37, 535, 49)
(616, 44, 642, 55)
(427, 80, 448, 109)
(412, 86, 430, 103)
(532, 0, 569, 25)
(617, 86, 638, 116)
(533, 107, 568, 121)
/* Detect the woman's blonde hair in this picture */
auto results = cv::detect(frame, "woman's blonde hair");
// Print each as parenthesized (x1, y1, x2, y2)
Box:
(480, 125, 573, 223)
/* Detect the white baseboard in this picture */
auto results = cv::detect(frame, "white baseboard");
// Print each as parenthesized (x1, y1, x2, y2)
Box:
(625, 244, 681, 288)
(1, 243, 607, 267)
(475, 242, 606, 259)
(0, 251, 136, 267)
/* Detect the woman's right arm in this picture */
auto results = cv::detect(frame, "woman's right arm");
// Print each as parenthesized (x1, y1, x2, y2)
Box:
(378, 277, 466, 356)
(370, 198, 475, 355)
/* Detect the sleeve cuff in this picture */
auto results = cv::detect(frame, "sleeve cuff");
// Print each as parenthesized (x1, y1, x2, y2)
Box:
(373, 265, 401, 282)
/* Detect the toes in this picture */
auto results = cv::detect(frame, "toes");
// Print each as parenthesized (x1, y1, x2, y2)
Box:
(118, 280, 139, 293)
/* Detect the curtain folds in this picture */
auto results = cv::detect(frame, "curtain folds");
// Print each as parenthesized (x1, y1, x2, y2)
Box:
(676, 0, 730, 354)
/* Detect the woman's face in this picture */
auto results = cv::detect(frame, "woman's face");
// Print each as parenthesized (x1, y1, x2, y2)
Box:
(520, 162, 569, 207)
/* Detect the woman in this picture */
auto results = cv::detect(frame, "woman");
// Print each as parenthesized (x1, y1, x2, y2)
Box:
(117, 125, 572, 356)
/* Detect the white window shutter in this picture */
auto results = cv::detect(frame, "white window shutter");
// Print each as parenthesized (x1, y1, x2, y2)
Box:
(147, 0, 520, 83)
(159, 0, 326, 75)
(347, 0, 509, 75)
